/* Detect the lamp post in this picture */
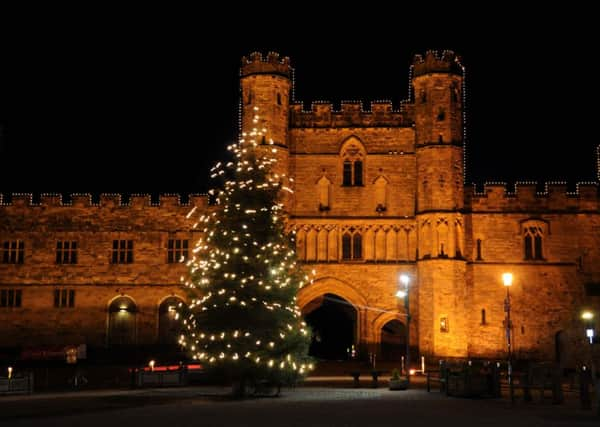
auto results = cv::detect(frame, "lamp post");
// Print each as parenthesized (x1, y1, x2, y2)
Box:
(580, 310, 595, 410)
(502, 272, 513, 401)
(396, 273, 410, 386)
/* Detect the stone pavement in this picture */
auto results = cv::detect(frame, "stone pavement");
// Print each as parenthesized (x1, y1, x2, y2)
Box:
(0, 379, 598, 426)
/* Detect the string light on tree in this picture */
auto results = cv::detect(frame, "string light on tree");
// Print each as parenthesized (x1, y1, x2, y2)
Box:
(179, 110, 313, 394)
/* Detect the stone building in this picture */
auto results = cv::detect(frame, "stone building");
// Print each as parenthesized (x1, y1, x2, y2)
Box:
(1, 51, 599, 367)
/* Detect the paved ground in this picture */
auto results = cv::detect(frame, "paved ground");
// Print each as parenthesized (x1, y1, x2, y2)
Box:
(1, 380, 598, 426)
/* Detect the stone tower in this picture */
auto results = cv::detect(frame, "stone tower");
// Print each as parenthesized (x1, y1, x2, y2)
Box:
(240, 52, 291, 179)
(413, 51, 468, 358)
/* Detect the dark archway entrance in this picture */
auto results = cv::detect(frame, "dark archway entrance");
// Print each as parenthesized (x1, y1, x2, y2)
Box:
(303, 293, 356, 360)
(108, 296, 137, 346)
(380, 319, 406, 362)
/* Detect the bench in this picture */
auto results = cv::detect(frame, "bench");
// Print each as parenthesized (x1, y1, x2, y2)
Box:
(349, 370, 387, 388)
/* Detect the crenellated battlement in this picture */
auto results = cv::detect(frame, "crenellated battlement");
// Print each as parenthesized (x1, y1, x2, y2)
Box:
(290, 100, 413, 128)
(241, 51, 292, 78)
(467, 182, 599, 211)
(0, 193, 208, 208)
(412, 50, 463, 77)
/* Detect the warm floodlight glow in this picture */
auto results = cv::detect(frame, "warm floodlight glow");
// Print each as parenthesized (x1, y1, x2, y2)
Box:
(396, 289, 407, 299)
(502, 273, 513, 287)
(149, 360, 155, 372)
(582, 311, 594, 320)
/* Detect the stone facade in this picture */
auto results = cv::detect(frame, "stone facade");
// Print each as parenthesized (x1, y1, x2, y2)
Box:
(1, 51, 600, 367)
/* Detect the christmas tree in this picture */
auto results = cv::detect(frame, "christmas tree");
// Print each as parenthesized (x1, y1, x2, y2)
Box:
(179, 109, 312, 395)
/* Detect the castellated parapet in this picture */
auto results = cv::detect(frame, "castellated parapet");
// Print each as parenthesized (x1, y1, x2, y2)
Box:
(466, 182, 599, 211)
(290, 101, 414, 128)
(241, 51, 292, 78)
(0, 193, 207, 208)
(412, 50, 463, 77)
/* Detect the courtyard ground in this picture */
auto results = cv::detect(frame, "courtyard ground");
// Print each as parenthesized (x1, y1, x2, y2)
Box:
(1, 377, 598, 426)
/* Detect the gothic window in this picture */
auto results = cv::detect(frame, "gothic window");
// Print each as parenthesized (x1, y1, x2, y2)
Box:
(342, 160, 362, 186)
(476, 239, 482, 260)
(340, 136, 366, 187)
(342, 229, 362, 261)
(523, 223, 545, 260)
(481, 309, 486, 325)
(246, 90, 253, 105)
(277, 93, 282, 105)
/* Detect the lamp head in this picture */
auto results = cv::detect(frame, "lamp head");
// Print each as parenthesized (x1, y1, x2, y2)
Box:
(582, 311, 594, 320)
(396, 289, 407, 299)
(502, 272, 513, 287)
(400, 274, 410, 287)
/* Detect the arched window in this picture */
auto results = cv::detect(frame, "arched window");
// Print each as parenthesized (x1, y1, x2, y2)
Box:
(523, 223, 545, 260)
(340, 137, 366, 187)
(158, 296, 185, 345)
(108, 296, 137, 346)
(342, 228, 362, 261)
(277, 93, 282, 105)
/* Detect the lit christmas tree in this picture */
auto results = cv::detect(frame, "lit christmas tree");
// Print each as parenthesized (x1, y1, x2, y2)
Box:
(179, 109, 313, 396)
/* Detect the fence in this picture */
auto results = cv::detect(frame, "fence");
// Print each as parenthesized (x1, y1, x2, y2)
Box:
(0, 373, 34, 395)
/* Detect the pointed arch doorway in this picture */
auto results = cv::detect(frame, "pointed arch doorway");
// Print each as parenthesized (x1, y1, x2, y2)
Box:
(302, 293, 357, 360)
(380, 319, 406, 361)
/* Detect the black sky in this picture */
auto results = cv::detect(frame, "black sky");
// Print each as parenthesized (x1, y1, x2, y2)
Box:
(0, 11, 597, 197)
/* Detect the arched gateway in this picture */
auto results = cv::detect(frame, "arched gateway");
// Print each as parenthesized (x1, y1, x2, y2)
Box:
(297, 277, 369, 360)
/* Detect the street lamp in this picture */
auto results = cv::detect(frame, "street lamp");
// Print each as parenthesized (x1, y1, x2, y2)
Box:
(396, 274, 410, 385)
(582, 311, 595, 344)
(502, 272, 513, 400)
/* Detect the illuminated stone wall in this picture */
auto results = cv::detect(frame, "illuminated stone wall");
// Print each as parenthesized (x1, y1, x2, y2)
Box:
(1, 52, 599, 367)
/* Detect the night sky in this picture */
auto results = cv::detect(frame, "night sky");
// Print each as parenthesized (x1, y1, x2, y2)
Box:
(0, 13, 597, 198)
